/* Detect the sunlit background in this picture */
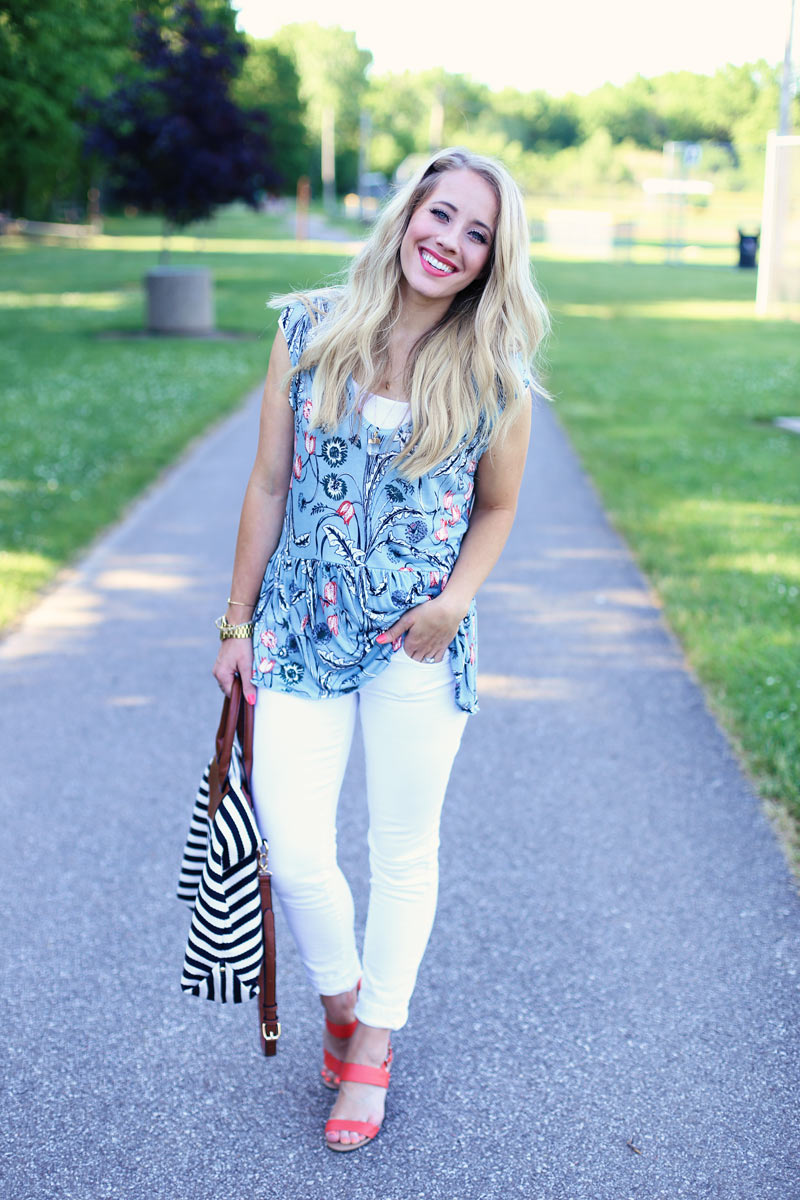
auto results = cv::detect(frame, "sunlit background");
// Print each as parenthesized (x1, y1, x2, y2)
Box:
(235, 0, 794, 94)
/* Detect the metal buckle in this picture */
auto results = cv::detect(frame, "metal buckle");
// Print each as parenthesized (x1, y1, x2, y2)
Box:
(262, 1022, 281, 1041)
(257, 840, 271, 875)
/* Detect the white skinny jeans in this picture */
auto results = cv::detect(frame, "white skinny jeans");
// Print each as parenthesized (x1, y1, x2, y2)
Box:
(250, 649, 468, 1030)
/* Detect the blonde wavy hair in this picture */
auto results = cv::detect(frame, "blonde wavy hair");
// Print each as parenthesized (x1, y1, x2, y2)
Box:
(274, 147, 549, 479)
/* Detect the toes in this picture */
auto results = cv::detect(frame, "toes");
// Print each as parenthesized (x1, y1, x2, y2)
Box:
(325, 1128, 364, 1146)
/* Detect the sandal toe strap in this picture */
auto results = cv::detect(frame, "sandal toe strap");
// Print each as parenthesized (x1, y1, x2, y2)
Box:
(325, 1118, 380, 1139)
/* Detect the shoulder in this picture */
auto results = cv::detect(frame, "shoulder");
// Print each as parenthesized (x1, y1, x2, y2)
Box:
(278, 291, 339, 364)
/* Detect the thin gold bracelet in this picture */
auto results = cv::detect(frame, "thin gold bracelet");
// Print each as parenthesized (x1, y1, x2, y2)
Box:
(227, 597, 256, 608)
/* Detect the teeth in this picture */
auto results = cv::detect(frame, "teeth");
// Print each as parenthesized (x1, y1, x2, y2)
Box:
(421, 249, 454, 273)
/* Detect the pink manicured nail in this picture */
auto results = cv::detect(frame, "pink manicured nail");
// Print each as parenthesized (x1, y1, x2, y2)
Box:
(246, 693, 256, 706)
(376, 633, 387, 643)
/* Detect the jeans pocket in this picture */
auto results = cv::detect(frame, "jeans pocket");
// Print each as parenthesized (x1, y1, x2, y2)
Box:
(399, 646, 443, 667)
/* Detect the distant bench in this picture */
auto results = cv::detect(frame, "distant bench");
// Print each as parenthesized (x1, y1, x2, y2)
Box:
(545, 210, 635, 259)
(0, 217, 102, 239)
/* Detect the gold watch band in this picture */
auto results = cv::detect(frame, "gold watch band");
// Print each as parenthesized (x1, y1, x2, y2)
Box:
(215, 614, 255, 641)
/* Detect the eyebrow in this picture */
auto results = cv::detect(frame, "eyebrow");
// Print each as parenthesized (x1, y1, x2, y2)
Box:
(435, 199, 494, 235)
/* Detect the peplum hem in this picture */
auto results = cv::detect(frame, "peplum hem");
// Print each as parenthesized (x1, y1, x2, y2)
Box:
(252, 547, 478, 714)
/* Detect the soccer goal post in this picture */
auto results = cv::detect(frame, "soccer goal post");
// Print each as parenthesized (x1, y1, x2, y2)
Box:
(756, 132, 800, 317)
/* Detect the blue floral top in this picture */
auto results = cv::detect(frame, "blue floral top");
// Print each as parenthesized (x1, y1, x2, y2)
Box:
(252, 298, 518, 714)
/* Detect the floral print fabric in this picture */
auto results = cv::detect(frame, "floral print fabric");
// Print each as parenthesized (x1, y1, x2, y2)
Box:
(252, 298, 502, 714)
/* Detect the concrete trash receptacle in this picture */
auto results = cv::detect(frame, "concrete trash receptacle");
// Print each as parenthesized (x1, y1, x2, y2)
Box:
(146, 266, 214, 334)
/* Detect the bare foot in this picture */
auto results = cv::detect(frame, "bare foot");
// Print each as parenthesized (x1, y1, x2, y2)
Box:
(325, 1023, 391, 1148)
(320, 987, 358, 1088)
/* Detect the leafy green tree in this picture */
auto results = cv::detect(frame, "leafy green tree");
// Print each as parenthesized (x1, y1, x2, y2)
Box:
(425, 69, 490, 146)
(578, 76, 665, 148)
(272, 23, 372, 193)
(234, 38, 309, 192)
(365, 72, 429, 176)
(0, 0, 134, 217)
(482, 88, 582, 152)
(364, 68, 490, 179)
(648, 71, 725, 143)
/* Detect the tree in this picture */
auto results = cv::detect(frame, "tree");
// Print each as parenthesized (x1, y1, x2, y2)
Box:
(272, 23, 372, 194)
(364, 69, 492, 180)
(82, 1, 280, 230)
(234, 38, 309, 192)
(364, 72, 431, 176)
(0, 0, 135, 218)
(649, 71, 726, 144)
(485, 88, 582, 152)
(578, 76, 665, 148)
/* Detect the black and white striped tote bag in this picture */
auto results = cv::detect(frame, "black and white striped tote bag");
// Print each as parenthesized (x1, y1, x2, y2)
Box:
(177, 719, 264, 1004)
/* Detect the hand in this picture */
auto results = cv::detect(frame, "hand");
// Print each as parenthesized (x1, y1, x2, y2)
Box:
(213, 637, 257, 704)
(376, 594, 467, 663)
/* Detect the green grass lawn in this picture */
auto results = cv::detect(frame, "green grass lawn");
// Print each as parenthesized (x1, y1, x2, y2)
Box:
(99, 200, 293, 240)
(1, 221, 798, 830)
(536, 258, 800, 827)
(0, 231, 350, 625)
(98, 198, 364, 242)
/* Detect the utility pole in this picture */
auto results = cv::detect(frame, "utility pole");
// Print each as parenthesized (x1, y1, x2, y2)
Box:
(778, 0, 796, 134)
(358, 110, 371, 220)
(321, 106, 336, 212)
(428, 89, 444, 152)
(757, 0, 798, 315)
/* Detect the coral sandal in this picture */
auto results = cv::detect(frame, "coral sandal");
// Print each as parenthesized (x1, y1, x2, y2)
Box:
(324, 1046, 393, 1152)
(321, 1014, 358, 1090)
(321, 979, 362, 1089)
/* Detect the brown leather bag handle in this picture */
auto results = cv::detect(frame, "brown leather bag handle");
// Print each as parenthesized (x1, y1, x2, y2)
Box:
(210, 677, 277, 1055)
(258, 871, 279, 1056)
(215, 675, 254, 788)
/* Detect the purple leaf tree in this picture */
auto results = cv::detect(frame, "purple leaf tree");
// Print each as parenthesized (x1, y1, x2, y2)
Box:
(82, 2, 280, 247)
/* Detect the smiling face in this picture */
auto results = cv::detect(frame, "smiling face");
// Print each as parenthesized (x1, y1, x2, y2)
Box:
(398, 168, 499, 311)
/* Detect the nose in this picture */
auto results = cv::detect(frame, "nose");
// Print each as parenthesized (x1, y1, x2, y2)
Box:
(434, 224, 458, 253)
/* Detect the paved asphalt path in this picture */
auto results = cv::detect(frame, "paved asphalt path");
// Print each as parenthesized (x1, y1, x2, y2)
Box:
(2, 386, 799, 1200)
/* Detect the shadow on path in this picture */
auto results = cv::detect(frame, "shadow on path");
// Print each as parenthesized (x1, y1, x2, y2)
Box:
(1, 389, 798, 1200)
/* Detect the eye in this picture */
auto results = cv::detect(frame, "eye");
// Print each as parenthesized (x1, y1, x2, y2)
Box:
(430, 207, 449, 221)
(469, 229, 489, 245)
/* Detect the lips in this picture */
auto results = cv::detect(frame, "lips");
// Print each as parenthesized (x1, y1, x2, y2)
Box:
(419, 247, 457, 276)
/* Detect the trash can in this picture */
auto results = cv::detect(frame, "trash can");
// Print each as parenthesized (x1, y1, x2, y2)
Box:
(145, 266, 214, 334)
(737, 230, 758, 269)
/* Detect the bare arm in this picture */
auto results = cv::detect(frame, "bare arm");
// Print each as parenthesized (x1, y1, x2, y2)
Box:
(213, 329, 295, 698)
(378, 396, 532, 662)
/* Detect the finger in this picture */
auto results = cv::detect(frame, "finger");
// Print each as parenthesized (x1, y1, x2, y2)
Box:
(214, 644, 255, 701)
(405, 644, 445, 663)
(376, 613, 413, 644)
(233, 652, 257, 706)
(213, 663, 233, 696)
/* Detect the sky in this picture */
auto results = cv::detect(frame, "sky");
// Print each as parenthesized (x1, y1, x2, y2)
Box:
(234, 0, 796, 96)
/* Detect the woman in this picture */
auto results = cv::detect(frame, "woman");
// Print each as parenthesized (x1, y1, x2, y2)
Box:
(213, 148, 548, 1151)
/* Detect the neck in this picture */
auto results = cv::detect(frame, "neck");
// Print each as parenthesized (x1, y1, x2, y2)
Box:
(377, 283, 452, 399)
(396, 279, 452, 338)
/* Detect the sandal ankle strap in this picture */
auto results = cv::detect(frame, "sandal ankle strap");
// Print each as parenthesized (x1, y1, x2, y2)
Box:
(326, 1017, 358, 1039)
